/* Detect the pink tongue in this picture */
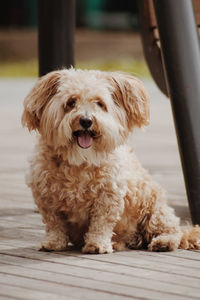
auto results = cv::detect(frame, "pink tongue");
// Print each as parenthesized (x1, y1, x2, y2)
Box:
(78, 132, 93, 149)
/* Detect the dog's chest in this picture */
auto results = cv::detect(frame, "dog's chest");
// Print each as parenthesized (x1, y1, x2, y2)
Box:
(58, 166, 104, 220)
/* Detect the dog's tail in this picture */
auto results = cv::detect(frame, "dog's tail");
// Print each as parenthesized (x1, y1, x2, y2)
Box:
(179, 225, 200, 250)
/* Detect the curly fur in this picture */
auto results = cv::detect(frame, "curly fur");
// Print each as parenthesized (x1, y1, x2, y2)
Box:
(22, 68, 200, 253)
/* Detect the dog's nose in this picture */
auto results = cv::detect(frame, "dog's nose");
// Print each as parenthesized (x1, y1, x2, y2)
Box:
(79, 116, 93, 129)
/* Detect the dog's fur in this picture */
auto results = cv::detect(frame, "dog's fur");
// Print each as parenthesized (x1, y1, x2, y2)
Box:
(22, 68, 200, 253)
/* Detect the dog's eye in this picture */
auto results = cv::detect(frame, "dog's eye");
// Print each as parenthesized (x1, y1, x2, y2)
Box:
(96, 100, 107, 111)
(97, 101, 103, 108)
(64, 97, 77, 113)
(67, 98, 76, 108)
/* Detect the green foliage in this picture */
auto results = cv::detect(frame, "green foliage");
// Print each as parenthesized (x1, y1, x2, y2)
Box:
(0, 60, 38, 77)
(77, 60, 150, 78)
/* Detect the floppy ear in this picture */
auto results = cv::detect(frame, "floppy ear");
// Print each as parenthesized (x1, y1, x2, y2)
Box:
(107, 72, 149, 130)
(21, 70, 62, 131)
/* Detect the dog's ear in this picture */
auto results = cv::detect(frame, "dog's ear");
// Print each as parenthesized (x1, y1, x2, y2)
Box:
(107, 72, 149, 130)
(21, 70, 62, 131)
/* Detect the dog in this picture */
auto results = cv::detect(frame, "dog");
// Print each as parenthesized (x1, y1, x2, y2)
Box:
(22, 68, 200, 253)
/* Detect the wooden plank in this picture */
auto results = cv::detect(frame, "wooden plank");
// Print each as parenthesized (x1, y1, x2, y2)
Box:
(0, 266, 192, 300)
(0, 281, 79, 300)
(1, 254, 200, 298)
(1, 238, 200, 277)
(1, 235, 200, 277)
(125, 248, 200, 260)
(159, 249, 200, 260)
(0, 193, 32, 201)
(0, 215, 43, 227)
(80, 253, 200, 277)
(0, 247, 200, 290)
(115, 250, 200, 268)
(0, 187, 30, 195)
(0, 211, 39, 219)
(0, 229, 43, 244)
(0, 270, 150, 300)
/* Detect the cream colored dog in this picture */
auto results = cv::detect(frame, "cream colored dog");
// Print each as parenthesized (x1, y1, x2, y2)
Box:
(22, 68, 200, 253)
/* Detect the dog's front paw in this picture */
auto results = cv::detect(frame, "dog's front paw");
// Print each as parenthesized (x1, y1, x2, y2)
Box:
(38, 237, 67, 252)
(148, 234, 180, 252)
(82, 241, 113, 254)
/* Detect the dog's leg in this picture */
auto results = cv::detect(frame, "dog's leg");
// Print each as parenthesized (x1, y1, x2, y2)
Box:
(39, 213, 69, 251)
(82, 195, 124, 254)
(147, 204, 182, 251)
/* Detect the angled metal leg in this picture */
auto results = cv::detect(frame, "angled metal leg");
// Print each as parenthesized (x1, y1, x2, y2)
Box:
(38, 0, 75, 76)
(153, 0, 200, 224)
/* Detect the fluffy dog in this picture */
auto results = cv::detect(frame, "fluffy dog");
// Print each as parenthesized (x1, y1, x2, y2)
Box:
(22, 68, 200, 253)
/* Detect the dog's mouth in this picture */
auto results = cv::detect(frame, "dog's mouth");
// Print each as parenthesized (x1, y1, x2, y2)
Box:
(73, 130, 96, 149)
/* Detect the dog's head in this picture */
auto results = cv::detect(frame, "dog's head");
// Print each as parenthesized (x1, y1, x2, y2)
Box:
(22, 68, 149, 165)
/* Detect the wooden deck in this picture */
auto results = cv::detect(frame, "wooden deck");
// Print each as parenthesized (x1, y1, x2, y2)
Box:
(0, 79, 200, 300)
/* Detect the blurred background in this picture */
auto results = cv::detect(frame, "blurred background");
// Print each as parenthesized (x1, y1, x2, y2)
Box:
(0, 0, 150, 77)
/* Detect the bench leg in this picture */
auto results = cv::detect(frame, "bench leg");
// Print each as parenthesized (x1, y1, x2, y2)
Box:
(38, 0, 75, 76)
(153, 0, 200, 224)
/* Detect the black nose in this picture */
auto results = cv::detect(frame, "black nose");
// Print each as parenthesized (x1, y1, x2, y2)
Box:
(79, 116, 93, 129)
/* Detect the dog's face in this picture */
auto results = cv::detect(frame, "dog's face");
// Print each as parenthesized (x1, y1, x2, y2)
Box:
(22, 69, 149, 165)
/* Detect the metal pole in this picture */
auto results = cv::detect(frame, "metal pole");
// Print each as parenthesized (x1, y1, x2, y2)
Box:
(138, 0, 168, 96)
(38, 0, 75, 77)
(153, 0, 200, 224)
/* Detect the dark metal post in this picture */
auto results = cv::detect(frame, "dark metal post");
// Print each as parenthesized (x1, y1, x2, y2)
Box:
(153, 0, 200, 224)
(38, 0, 75, 77)
(138, 0, 168, 96)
